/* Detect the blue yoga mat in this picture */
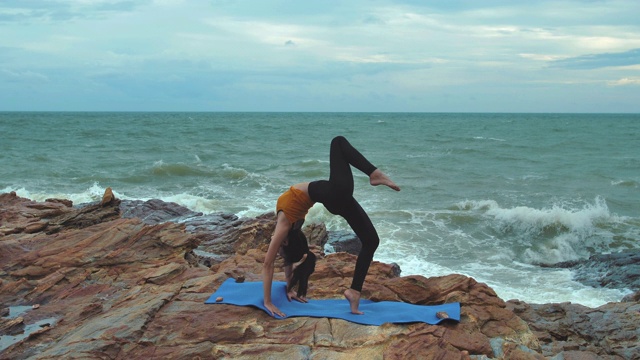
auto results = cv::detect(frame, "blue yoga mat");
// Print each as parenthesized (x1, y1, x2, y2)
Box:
(205, 278, 460, 326)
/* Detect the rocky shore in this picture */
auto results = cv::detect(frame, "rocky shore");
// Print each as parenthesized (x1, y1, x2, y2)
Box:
(1, 190, 638, 359)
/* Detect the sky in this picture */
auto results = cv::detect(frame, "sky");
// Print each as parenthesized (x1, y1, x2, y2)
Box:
(1, 0, 639, 112)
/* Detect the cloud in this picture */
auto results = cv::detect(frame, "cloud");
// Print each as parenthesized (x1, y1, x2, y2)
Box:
(1, 68, 49, 83)
(0, 0, 142, 22)
(608, 77, 640, 86)
(550, 48, 640, 69)
(1, 0, 640, 111)
(519, 53, 566, 62)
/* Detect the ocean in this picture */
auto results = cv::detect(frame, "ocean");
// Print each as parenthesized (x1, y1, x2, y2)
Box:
(1, 112, 638, 307)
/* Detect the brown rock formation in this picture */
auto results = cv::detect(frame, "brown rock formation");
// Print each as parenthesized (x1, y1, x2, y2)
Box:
(1, 191, 637, 359)
(507, 300, 640, 359)
(101, 187, 115, 206)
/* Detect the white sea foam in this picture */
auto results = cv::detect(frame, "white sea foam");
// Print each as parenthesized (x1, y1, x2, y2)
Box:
(473, 136, 506, 142)
(161, 193, 221, 214)
(375, 251, 456, 279)
(6, 182, 122, 205)
(455, 199, 500, 211)
(455, 196, 618, 264)
(468, 265, 632, 307)
(522, 233, 585, 264)
(375, 235, 631, 307)
(381, 249, 631, 307)
(486, 196, 610, 235)
(611, 179, 638, 188)
(220, 163, 250, 180)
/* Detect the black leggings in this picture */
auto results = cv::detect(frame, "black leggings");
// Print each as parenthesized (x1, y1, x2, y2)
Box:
(308, 136, 379, 292)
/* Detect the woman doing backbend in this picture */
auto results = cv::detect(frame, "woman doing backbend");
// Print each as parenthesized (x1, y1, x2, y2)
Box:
(262, 136, 400, 317)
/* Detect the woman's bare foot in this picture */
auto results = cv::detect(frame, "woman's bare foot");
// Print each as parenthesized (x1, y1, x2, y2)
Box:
(369, 169, 400, 191)
(344, 288, 364, 315)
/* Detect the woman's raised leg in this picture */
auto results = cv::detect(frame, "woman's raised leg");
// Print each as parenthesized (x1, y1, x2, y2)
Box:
(328, 136, 377, 195)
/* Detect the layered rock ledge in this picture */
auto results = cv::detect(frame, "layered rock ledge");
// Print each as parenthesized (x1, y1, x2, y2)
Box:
(1, 191, 638, 359)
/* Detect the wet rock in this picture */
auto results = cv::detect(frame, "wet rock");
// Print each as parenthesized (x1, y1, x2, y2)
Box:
(326, 230, 362, 255)
(0, 317, 25, 336)
(302, 222, 328, 248)
(48, 201, 122, 232)
(548, 350, 603, 360)
(193, 213, 272, 264)
(79, 303, 103, 318)
(621, 290, 640, 302)
(507, 299, 640, 359)
(188, 213, 329, 268)
(184, 212, 240, 234)
(547, 249, 640, 292)
(120, 199, 202, 224)
(44, 198, 73, 207)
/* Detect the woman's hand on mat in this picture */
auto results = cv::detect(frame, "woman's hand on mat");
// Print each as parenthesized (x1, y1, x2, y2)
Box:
(264, 301, 285, 318)
(287, 290, 308, 303)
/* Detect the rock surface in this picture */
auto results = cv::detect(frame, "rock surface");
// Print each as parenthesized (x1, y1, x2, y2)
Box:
(507, 300, 640, 360)
(1, 191, 638, 359)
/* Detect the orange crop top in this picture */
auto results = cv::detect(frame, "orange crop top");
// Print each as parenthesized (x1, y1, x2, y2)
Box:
(276, 186, 315, 223)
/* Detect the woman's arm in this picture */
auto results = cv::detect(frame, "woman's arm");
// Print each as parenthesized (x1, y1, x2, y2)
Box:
(262, 211, 291, 317)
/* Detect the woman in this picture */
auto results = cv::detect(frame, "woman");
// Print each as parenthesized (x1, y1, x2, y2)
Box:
(263, 136, 400, 317)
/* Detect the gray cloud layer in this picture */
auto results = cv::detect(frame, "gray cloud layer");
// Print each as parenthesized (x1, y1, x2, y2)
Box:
(1, 0, 639, 111)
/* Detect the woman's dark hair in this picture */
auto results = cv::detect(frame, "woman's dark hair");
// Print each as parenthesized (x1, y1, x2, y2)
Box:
(282, 223, 316, 297)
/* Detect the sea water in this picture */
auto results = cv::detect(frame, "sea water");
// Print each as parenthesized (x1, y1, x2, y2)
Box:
(1, 112, 638, 307)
